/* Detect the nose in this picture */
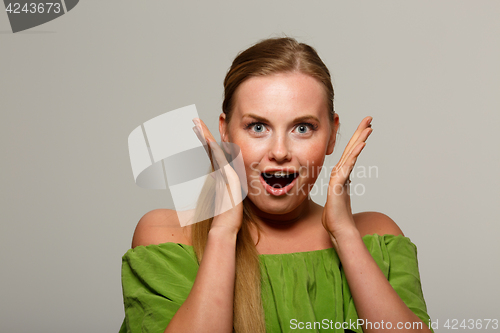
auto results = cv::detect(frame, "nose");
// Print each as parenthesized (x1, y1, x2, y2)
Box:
(268, 134, 292, 162)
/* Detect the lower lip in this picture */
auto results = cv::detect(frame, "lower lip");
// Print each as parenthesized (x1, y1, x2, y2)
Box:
(260, 174, 298, 196)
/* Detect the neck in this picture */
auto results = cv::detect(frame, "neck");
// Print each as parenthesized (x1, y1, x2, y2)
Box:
(246, 196, 319, 234)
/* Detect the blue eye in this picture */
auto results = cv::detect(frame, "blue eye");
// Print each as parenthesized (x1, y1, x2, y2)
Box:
(295, 123, 317, 134)
(252, 123, 265, 132)
(297, 124, 309, 134)
(244, 121, 317, 135)
(245, 122, 267, 133)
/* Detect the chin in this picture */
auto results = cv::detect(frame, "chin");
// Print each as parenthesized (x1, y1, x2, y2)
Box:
(247, 193, 306, 215)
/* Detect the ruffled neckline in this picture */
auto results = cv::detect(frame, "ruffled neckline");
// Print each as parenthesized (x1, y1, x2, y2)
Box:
(142, 233, 411, 256)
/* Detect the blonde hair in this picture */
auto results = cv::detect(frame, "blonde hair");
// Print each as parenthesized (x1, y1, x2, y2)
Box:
(191, 37, 335, 332)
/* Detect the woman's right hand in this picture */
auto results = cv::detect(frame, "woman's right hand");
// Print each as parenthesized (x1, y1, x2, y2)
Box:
(192, 118, 244, 235)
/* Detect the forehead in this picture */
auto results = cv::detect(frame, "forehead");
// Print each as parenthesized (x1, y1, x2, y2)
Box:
(232, 72, 328, 121)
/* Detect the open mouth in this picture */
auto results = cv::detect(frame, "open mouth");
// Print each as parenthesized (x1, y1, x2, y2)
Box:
(261, 172, 299, 189)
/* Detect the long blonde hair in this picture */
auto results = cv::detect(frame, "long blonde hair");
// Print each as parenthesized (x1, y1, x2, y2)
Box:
(191, 37, 335, 333)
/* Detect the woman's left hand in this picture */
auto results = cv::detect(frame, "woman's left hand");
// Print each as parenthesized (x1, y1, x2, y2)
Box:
(322, 116, 373, 248)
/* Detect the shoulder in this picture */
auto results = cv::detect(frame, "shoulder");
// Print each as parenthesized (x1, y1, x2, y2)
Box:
(353, 211, 404, 238)
(131, 209, 192, 248)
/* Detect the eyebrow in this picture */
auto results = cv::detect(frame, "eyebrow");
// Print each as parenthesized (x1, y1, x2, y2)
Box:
(241, 113, 320, 123)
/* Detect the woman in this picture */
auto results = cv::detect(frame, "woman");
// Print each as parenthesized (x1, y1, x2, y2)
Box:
(120, 37, 433, 333)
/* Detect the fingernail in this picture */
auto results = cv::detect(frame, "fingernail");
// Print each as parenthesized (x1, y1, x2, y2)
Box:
(192, 118, 202, 129)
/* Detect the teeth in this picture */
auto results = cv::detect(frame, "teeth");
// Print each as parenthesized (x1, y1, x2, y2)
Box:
(265, 171, 294, 177)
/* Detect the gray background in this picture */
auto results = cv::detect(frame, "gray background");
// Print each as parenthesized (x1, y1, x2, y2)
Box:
(1, 1, 499, 332)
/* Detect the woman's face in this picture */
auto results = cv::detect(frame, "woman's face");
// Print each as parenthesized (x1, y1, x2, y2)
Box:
(220, 72, 339, 215)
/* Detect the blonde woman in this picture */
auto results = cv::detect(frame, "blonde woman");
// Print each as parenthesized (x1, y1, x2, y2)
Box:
(119, 37, 433, 333)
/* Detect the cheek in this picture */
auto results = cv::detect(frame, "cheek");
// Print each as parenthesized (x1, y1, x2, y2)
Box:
(233, 137, 265, 166)
(236, 142, 264, 184)
(299, 151, 327, 181)
(297, 135, 328, 159)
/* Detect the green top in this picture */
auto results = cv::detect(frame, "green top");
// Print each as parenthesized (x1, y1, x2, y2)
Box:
(119, 234, 433, 333)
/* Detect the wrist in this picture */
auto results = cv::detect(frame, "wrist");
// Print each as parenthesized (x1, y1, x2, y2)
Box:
(208, 225, 239, 244)
(329, 226, 362, 252)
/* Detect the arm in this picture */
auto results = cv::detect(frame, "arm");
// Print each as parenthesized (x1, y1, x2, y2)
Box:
(164, 227, 238, 333)
(164, 118, 244, 332)
(322, 116, 431, 332)
(125, 208, 241, 333)
(335, 213, 431, 333)
(124, 118, 244, 333)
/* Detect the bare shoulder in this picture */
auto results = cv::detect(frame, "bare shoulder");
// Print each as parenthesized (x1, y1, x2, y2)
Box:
(131, 209, 193, 248)
(353, 211, 404, 238)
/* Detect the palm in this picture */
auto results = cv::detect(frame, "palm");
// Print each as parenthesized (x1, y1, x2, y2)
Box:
(193, 118, 244, 234)
(322, 116, 373, 241)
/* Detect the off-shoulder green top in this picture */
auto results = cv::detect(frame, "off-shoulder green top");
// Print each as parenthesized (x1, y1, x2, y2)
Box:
(119, 234, 433, 333)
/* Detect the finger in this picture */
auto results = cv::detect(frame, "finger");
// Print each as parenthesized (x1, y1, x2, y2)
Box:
(345, 142, 366, 179)
(339, 117, 372, 162)
(338, 126, 372, 169)
(339, 116, 372, 160)
(208, 141, 237, 207)
(192, 123, 218, 172)
(193, 118, 217, 143)
(192, 117, 220, 172)
(193, 126, 210, 156)
(331, 140, 367, 185)
(208, 141, 230, 181)
(349, 142, 366, 166)
(344, 116, 372, 151)
(192, 118, 241, 208)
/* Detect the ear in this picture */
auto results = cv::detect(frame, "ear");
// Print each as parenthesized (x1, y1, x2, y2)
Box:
(326, 113, 339, 155)
(219, 112, 229, 143)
